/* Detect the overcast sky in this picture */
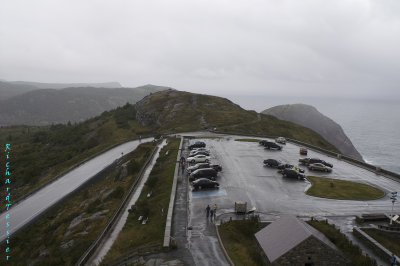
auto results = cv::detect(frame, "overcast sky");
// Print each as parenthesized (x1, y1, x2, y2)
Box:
(1, 0, 399, 98)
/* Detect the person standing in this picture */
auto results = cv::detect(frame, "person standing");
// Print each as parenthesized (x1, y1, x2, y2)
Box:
(206, 205, 210, 217)
(390, 254, 397, 266)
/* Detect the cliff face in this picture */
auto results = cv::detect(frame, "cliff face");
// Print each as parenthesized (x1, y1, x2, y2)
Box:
(262, 104, 363, 161)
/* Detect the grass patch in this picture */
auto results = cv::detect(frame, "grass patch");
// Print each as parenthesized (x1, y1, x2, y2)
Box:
(0, 142, 155, 265)
(102, 138, 180, 263)
(234, 138, 260, 142)
(306, 176, 384, 200)
(362, 228, 400, 255)
(218, 217, 265, 266)
(307, 220, 376, 266)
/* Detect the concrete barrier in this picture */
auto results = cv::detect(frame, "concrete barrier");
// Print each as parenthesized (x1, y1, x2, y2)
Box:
(353, 227, 398, 263)
(163, 136, 183, 248)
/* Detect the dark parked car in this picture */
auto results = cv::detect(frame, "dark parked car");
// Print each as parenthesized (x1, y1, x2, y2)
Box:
(277, 163, 294, 170)
(263, 141, 282, 150)
(192, 178, 219, 190)
(299, 158, 333, 168)
(210, 164, 222, 172)
(187, 163, 222, 174)
(189, 168, 218, 181)
(263, 159, 281, 168)
(282, 169, 306, 180)
(188, 141, 206, 150)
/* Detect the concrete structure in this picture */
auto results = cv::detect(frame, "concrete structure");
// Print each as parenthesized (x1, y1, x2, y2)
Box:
(255, 215, 348, 265)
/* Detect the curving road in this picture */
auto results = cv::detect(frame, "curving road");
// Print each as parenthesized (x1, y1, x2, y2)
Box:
(0, 138, 153, 242)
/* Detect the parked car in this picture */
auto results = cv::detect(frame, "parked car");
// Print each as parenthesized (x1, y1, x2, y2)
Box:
(263, 159, 281, 168)
(300, 148, 308, 155)
(263, 141, 282, 150)
(291, 166, 305, 173)
(209, 164, 222, 172)
(192, 178, 219, 190)
(308, 163, 332, 172)
(188, 141, 206, 150)
(187, 163, 210, 174)
(187, 154, 210, 163)
(189, 150, 210, 157)
(275, 137, 286, 144)
(277, 163, 294, 170)
(282, 168, 306, 179)
(191, 148, 209, 153)
(299, 157, 333, 168)
(308, 158, 333, 168)
(189, 168, 218, 181)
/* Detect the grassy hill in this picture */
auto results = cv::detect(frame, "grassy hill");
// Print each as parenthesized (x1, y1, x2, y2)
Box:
(0, 89, 338, 201)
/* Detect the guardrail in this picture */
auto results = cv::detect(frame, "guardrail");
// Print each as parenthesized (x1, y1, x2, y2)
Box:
(209, 130, 400, 181)
(76, 142, 160, 266)
(163, 136, 183, 248)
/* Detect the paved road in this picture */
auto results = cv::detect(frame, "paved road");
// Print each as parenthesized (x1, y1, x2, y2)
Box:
(0, 138, 153, 242)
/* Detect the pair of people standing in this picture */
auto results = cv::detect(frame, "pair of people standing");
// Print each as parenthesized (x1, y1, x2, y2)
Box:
(206, 204, 217, 219)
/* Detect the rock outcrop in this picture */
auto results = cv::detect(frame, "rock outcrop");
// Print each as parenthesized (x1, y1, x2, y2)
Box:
(262, 104, 363, 161)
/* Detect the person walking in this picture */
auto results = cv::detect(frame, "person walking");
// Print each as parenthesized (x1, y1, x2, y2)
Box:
(390, 254, 397, 266)
(206, 205, 210, 217)
(210, 209, 214, 220)
(213, 204, 217, 218)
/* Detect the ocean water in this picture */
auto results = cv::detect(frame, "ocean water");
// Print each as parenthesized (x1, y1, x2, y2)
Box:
(220, 94, 400, 175)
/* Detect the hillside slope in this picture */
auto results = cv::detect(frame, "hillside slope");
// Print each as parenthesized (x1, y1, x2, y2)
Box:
(0, 85, 167, 125)
(135, 90, 338, 152)
(262, 104, 363, 160)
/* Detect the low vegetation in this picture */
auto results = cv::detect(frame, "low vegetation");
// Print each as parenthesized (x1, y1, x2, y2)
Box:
(306, 176, 384, 200)
(102, 138, 180, 263)
(0, 104, 156, 202)
(362, 228, 400, 255)
(218, 217, 265, 266)
(0, 142, 155, 265)
(234, 138, 260, 142)
(307, 220, 377, 266)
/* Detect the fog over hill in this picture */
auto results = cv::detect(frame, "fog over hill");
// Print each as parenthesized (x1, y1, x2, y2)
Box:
(0, 84, 168, 126)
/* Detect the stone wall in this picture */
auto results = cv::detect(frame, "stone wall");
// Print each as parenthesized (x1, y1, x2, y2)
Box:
(272, 236, 348, 266)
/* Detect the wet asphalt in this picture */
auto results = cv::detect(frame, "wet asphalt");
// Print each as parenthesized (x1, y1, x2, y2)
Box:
(179, 133, 400, 265)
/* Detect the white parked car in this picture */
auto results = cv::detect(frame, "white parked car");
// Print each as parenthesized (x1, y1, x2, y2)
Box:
(187, 154, 210, 164)
(275, 137, 286, 144)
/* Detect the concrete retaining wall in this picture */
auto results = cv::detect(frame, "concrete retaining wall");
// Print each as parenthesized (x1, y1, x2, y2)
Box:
(163, 136, 183, 248)
(353, 227, 397, 263)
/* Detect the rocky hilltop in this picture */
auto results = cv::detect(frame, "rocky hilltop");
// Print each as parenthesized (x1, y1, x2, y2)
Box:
(262, 104, 363, 161)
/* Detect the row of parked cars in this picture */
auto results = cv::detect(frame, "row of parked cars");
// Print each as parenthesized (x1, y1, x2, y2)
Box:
(187, 141, 222, 190)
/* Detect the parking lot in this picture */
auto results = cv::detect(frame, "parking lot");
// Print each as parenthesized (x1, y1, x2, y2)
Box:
(181, 134, 400, 265)
(186, 135, 399, 218)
